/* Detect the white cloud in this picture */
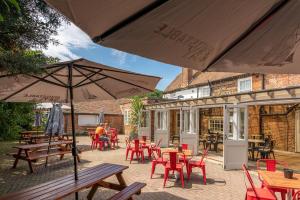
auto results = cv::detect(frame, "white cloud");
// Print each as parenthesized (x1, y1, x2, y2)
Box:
(111, 49, 128, 65)
(43, 22, 95, 61)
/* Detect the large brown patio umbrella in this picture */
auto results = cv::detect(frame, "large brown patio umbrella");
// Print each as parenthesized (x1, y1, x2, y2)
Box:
(0, 58, 160, 199)
(46, 0, 300, 74)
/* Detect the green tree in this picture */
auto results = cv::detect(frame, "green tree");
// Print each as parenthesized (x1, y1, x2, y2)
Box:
(0, 0, 66, 73)
(0, 102, 34, 140)
(145, 89, 163, 99)
(0, 1, 65, 140)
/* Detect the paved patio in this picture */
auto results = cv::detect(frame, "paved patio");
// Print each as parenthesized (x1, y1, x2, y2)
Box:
(0, 136, 259, 200)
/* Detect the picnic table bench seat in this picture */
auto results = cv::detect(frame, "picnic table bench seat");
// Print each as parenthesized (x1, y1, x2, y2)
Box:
(11, 140, 80, 173)
(108, 182, 146, 200)
(0, 163, 144, 200)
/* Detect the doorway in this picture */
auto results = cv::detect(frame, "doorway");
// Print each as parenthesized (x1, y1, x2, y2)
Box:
(223, 104, 248, 170)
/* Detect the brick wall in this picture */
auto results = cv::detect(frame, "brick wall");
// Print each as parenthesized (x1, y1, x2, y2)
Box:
(265, 74, 300, 89)
(64, 113, 124, 134)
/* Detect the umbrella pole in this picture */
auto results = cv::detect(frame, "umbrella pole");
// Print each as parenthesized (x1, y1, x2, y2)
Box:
(68, 64, 79, 200)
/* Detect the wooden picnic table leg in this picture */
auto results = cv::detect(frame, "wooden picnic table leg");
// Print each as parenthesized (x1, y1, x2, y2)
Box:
(25, 150, 34, 173)
(12, 149, 22, 169)
(116, 172, 135, 200)
(116, 172, 127, 187)
(87, 184, 99, 200)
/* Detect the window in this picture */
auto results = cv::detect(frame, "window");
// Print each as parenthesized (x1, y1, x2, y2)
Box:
(183, 110, 190, 132)
(238, 77, 252, 92)
(192, 109, 197, 133)
(124, 110, 130, 125)
(157, 111, 167, 130)
(78, 115, 98, 126)
(140, 111, 150, 128)
(199, 86, 210, 98)
(209, 118, 223, 133)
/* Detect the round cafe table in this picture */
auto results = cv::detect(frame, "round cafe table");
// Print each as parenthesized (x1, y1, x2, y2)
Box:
(162, 148, 192, 157)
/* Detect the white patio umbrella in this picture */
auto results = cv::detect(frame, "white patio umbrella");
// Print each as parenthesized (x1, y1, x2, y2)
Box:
(0, 58, 160, 199)
(46, 0, 300, 74)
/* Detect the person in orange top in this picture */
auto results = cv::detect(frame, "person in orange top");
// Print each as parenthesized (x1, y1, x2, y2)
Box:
(95, 123, 110, 147)
(95, 123, 105, 136)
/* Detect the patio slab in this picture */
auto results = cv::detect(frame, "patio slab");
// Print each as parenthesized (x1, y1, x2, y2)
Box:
(0, 136, 259, 200)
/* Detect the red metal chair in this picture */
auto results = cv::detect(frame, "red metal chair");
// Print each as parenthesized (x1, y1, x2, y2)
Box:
(92, 134, 104, 151)
(130, 139, 145, 163)
(150, 151, 168, 178)
(110, 129, 119, 149)
(187, 148, 208, 184)
(181, 144, 188, 150)
(242, 164, 276, 200)
(125, 137, 132, 160)
(178, 143, 191, 173)
(257, 159, 288, 200)
(163, 152, 185, 188)
(293, 191, 300, 200)
(140, 136, 151, 159)
(150, 138, 162, 156)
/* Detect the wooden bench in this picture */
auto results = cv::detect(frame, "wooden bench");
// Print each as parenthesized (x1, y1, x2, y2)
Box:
(12, 140, 80, 173)
(108, 182, 146, 200)
(0, 163, 146, 200)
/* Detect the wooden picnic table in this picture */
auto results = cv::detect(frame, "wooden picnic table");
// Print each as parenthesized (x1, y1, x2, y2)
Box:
(0, 163, 146, 200)
(248, 139, 265, 160)
(258, 170, 300, 200)
(12, 140, 80, 173)
(19, 130, 44, 143)
(28, 134, 71, 144)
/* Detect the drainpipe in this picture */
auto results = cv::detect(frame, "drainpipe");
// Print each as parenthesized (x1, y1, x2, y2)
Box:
(208, 80, 212, 96)
(262, 74, 265, 90)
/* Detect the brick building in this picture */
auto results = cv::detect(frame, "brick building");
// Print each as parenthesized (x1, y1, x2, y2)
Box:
(124, 68, 300, 168)
(64, 100, 124, 134)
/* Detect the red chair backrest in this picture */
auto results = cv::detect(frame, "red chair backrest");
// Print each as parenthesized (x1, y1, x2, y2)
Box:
(142, 136, 147, 142)
(181, 144, 188, 150)
(293, 191, 300, 200)
(125, 137, 131, 148)
(134, 139, 140, 151)
(257, 159, 287, 172)
(111, 129, 117, 139)
(199, 148, 209, 164)
(169, 152, 178, 170)
(242, 164, 258, 198)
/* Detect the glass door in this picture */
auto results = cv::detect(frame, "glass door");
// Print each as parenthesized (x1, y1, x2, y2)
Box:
(223, 105, 248, 170)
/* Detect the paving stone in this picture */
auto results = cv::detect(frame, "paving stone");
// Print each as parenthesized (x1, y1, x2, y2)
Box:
(0, 136, 257, 200)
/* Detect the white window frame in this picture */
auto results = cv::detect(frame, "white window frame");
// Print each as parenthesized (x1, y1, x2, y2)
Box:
(182, 109, 191, 133)
(124, 110, 130, 125)
(78, 115, 99, 126)
(208, 117, 224, 133)
(156, 111, 167, 130)
(238, 77, 252, 93)
(199, 86, 210, 98)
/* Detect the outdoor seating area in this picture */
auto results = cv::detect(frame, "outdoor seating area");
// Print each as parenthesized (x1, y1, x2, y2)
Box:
(2, 1, 300, 199)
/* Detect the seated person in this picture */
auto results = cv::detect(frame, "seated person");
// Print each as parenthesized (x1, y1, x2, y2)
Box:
(104, 122, 111, 134)
(95, 123, 111, 147)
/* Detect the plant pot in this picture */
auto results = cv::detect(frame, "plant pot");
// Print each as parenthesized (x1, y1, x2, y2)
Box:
(283, 168, 294, 179)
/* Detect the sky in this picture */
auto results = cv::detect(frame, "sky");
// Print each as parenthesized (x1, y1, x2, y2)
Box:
(42, 22, 181, 91)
